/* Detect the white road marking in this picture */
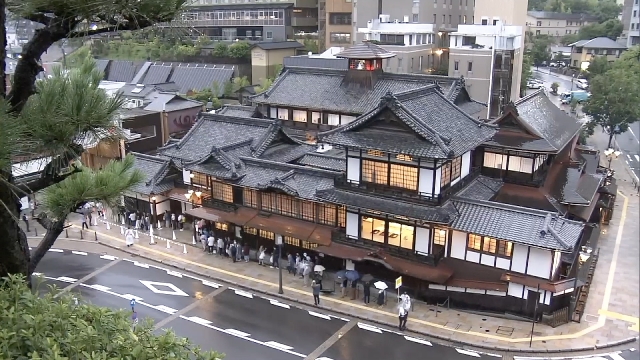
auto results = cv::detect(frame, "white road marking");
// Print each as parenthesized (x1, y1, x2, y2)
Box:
(48, 249, 63, 253)
(357, 322, 382, 333)
(120, 294, 144, 301)
(480, 353, 502, 358)
(71, 251, 88, 256)
(264, 341, 294, 350)
(185, 316, 212, 326)
(32, 272, 42, 276)
(139, 280, 189, 297)
(99, 255, 118, 260)
(201, 280, 220, 288)
(89, 284, 111, 291)
(234, 289, 253, 299)
(316, 358, 335, 360)
(329, 315, 350, 322)
(308, 311, 332, 320)
(635, 155, 639, 162)
(179, 315, 306, 358)
(404, 336, 432, 346)
(225, 329, 250, 337)
(154, 305, 178, 314)
(166, 270, 183, 278)
(133, 261, 149, 269)
(56, 276, 78, 283)
(270, 300, 290, 309)
(609, 353, 627, 360)
(627, 154, 632, 161)
(456, 349, 481, 357)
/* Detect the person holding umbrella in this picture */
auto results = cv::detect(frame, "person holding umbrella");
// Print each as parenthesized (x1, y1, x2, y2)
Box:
(374, 281, 388, 307)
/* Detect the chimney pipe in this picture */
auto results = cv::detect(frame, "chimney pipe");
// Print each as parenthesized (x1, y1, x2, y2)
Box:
(378, 0, 382, 16)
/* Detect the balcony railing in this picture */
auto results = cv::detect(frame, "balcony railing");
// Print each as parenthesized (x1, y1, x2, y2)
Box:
(335, 167, 481, 206)
(202, 197, 238, 212)
(331, 230, 445, 267)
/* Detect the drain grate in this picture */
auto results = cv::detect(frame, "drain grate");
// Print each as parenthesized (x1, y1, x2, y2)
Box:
(496, 326, 514, 336)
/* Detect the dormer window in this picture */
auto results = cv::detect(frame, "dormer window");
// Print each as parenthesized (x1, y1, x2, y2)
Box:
(349, 59, 383, 71)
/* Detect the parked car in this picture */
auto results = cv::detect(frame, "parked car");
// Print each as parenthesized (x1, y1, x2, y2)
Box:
(527, 79, 543, 89)
(575, 79, 589, 90)
(561, 90, 590, 104)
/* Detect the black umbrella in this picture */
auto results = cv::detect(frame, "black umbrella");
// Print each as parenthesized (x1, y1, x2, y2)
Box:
(361, 274, 374, 283)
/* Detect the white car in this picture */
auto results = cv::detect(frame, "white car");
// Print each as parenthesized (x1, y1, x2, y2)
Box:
(576, 79, 589, 90)
(527, 80, 543, 89)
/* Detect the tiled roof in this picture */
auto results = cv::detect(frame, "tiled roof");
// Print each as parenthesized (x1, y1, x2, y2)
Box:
(336, 42, 396, 59)
(142, 64, 173, 84)
(298, 153, 346, 171)
(118, 84, 160, 98)
(130, 153, 177, 195)
(508, 89, 582, 152)
(316, 188, 456, 224)
(451, 199, 584, 251)
(105, 60, 141, 83)
(217, 105, 258, 118)
(569, 37, 627, 49)
(456, 100, 487, 119)
(95, 59, 109, 75)
(456, 176, 503, 201)
(318, 87, 497, 158)
(250, 66, 465, 114)
(169, 65, 234, 96)
(143, 94, 202, 112)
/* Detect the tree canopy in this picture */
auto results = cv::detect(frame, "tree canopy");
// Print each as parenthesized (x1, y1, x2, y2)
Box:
(528, 0, 622, 23)
(0, 275, 222, 359)
(582, 46, 640, 147)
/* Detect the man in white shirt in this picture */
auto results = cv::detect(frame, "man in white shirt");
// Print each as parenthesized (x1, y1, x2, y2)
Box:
(207, 235, 215, 254)
(398, 305, 408, 331)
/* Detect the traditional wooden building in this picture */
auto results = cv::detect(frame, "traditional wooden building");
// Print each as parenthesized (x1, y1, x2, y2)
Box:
(122, 43, 607, 318)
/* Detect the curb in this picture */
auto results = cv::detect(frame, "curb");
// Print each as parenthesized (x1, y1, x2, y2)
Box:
(93, 238, 639, 355)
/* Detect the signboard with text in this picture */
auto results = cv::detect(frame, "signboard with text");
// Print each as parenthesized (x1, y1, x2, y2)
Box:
(167, 108, 200, 134)
(395, 276, 402, 289)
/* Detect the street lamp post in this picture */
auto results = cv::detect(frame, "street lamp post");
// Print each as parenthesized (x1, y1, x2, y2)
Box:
(604, 148, 622, 170)
(151, 196, 157, 228)
(184, 190, 202, 242)
(276, 234, 283, 294)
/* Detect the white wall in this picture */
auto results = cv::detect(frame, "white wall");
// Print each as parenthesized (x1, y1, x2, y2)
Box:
(511, 244, 528, 273)
(450, 230, 466, 259)
(466, 250, 480, 263)
(461, 151, 471, 178)
(182, 169, 191, 184)
(415, 227, 431, 255)
(434, 166, 442, 195)
(507, 282, 523, 297)
(418, 168, 434, 195)
(496, 257, 511, 270)
(526, 247, 552, 279)
(347, 157, 361, 183)
(346, 212, 359, 239)
(153, 194, 171, 215)
(480, 253, 495, 266)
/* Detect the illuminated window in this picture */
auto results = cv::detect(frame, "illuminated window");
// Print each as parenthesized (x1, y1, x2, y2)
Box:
(284, 236, 300, 246)
(292, 110, 307, 122)
(396, 154, 412, 162)
(497, 240, 513, 257)
(482, 237, 497, 254)
(467, 234, 481, 250)
(367, 150, 385, 157)
(259, 230, 275, 240)
(433, 228, 447, 245)
(243, 188, 258, 208)
(361, 160, 388, 185)
(387, 222, 415, 250)
(361, 217, 386, 244)
(261, 193, 298, 218)
(243, 226, 257, 235)
(389, 164, 418, 190)
(441, 162, 452, 188)
(215, 222, 228, 231)
(212, 181, 233, 202)
(191, 172, 208, 188)
(451, 156, 462, 180)
(301, 201, 315, 221)
(317, 204, 336, 226)
(483, 152, 507, 170)
(338, 206, 346, 228)
(301, 241, 319, 250)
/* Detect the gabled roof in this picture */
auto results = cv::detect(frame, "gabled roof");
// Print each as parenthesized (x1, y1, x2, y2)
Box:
(250, 66, 468, 114)
(129, 153, 179, 195)
(336, 41, 396, 59)
(143, 94, 202, 112)
(169, 64, 234, 95)
(217, 105, 258, 118)
(298, 153, 346, 172)
(569, 37, 627, 49)
(318, 86, 497, 158)
(105, 60, 144, 83)
(488, 89, 582, 153)
(451, 198, 584, 251)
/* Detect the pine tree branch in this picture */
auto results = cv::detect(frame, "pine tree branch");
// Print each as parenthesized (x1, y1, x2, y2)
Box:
(15, 165, 82, 196)
(29, 214, 65, 275)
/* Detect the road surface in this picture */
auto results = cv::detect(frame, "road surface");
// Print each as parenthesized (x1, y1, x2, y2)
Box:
(35, 248, 505, 360)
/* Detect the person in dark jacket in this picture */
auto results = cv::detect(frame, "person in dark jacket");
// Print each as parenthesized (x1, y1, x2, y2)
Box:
(312, 280, 321, 306)
(363, 281, 371, 304)
(230, 242, 237, 263)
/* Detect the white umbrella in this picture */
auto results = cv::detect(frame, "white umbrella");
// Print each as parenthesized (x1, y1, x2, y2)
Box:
(314, 265, 325, 272)
(374, 281, 388, 290)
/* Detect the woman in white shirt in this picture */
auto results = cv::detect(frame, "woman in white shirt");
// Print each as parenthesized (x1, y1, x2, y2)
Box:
(124, 227, 135, 247)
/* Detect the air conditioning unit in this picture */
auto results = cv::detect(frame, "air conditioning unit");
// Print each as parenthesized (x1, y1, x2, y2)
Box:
(403, 16, 409, 23)
(379, 14, 390, 23)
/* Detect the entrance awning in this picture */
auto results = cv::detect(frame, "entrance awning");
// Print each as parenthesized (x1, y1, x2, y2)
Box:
(186, 206, 258, 226)
(245, 213, 332, 246)
(501, 273, 580, 293)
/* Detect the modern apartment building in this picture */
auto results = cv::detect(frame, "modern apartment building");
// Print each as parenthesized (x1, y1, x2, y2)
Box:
(358, 15, 440, 74)
(526, 11, 598, 39)
(449, 24, 522, 118)
(619, 0, 640, 47)
(321, 0, 474, 51)
(167, 0, 319, 42)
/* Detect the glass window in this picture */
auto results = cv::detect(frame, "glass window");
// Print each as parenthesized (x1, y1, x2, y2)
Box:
(483, 152, 507, 169)
(243, 226, 257, 235)
(389, 164, 418, 190)
(215, 222, 228, 231)
(284, 236, 300, 246)
(440, 162, 452, 188)
(191, 172, 208, 188)
(451, 156, 462, 180)
(330, 33, 351, 44)
(361, 217, 386, 244)
(301, 241, 318, 249)
(482, 237, 497, 254)
(277, 108, 289, 120)
(497, 240, 513, 257)
(388, 222, 414, 250)
(507, 156, 534, 173)
(367, 150, 385, 157)
(269, 107, 277, 119)
(362, 160, 388, 185)
(292, 110, 307, 122)
(311, 112, 321, 124)
(212, 181, 233, 202)
(338, 206, 346, 228)
(261, 193, 298, 217)
(467, 234, 481, 250)
(243, 188, 258, 208)
(433, 228, 447, 245)
(329, 12, 352, 25)
(317, 204, 336, 225)
(301, 201, 315, 221)
(326, 113, 340, 125)
(259, 229, 274, 239)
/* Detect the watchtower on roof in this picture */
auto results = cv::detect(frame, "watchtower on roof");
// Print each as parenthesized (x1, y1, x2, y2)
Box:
(336, 41, 396, 89)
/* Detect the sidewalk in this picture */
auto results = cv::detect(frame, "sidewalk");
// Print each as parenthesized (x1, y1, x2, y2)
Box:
(38, 203, 635, 356)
